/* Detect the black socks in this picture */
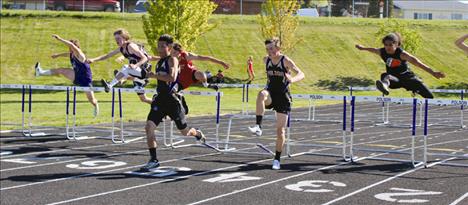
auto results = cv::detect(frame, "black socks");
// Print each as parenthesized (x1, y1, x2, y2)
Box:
(256, 115, 263, 128)
(275, 151, 281, 161)
(149, 148, 158, 161)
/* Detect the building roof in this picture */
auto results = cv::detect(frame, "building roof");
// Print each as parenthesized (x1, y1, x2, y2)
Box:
(394, 0, 468, 12)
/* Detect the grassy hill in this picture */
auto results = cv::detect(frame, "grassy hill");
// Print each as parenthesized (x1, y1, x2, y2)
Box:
(1, 10, 467, 90)
(1, 10, 467, 128)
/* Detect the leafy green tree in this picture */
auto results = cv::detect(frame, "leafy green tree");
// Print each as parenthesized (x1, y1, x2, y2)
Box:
(142, 0, 217, 54)
(375, 19, 422, 53)
(258, 0, 301, 53)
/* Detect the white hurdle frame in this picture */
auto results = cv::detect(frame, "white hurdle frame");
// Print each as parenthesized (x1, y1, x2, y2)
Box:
(286, 94, 353, 161)
(347, 96, 468, 168)
(423, 98, 468, 167)
(215, 83, 265, 115)
(209, 114, 277, 156)
(159, 90, 223, 151)
(350, 86, 466, 128)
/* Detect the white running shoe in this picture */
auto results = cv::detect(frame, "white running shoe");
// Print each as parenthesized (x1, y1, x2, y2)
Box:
(93, 103, 99, 118)
(35, 62, 41, 77)
(272, 159, 280, 170)
(195, 129, 206, 144)
(248, 125, 262, 136)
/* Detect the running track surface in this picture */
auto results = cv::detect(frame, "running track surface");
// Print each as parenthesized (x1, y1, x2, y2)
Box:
(1, 102, 467, 205)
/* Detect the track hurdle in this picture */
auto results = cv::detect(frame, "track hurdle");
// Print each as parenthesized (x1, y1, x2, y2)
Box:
(423, 98, 468, 167)
(159, 90, 224, 151)
(286, 94, 352, 161)
(347, 96, 468, 167)
(109, 88, 144, 144)
(347, 96, 426, 167)
(349, 86, 466, 128)
(215, 83, 265, 115)
(21, 85, 46, 137)
(64, 86, 93, 141)
(209, 114, 278, 156)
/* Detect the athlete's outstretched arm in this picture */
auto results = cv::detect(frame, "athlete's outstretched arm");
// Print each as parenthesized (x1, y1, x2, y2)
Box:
(150, 56, 178, 82)
(187, 53, 230, 69)
(148, 55, 161, 61)
(355, 44, 380, 55)
(401, 51, 445, 79)
(51, 52, 70, 59)
(455, 34, 468, 54)
(284, 56, 305, 83)
(52, 34, 86, 62)
(86, 48, 120, 64)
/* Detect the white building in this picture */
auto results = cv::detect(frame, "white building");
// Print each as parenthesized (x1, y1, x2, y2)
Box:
(393, 0, 468, 20)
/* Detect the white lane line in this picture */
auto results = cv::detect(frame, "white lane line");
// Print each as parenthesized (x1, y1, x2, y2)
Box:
(0, 139, 144, 159)
(186, 138, 468, 205)
(44, 133, 462, 205)
(321, 157, 457, 205)
(45, 152, 310, 205)
(449, 192, 468, 205)
(0, 145, 212, 191)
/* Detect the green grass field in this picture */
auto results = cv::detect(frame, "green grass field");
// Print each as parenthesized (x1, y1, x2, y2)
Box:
(1, 10, 467, 129)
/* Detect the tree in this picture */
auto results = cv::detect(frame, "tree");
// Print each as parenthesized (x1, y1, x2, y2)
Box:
(258, 0, 301, 53)
(375, 19, 422, 53)
(142, 0, 218, 54)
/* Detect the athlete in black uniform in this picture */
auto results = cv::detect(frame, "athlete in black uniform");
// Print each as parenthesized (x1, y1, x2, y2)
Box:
(141, 34, 206, 171)
(87, 29, 153, 104)
(356, 33, 445, 98)
(248, 37, 305, 170)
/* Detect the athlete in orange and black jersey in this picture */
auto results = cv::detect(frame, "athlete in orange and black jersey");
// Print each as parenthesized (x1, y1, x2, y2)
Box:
(248, 38, 305, 170)
(356, 33, 445, 99)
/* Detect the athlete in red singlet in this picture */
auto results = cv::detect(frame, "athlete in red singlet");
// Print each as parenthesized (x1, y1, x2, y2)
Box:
(171, 43, 230, 91)
(247, 56, 255, 83)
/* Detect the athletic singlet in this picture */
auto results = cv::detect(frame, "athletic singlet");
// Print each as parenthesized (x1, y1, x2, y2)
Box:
(248, 62, 253, 72)
(379, 47, 412, 76)
(70, 53, 92, 86)
(120, 42, 150, 66)
(177, 51, 198, 90)
(265, 55, 290, 93)
(155, 56, 179, 95)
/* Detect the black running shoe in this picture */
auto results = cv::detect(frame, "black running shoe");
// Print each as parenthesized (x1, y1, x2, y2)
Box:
(208, 84, 219, 91)
(101, 79, 111, 93)
(375, 80, 389, 95)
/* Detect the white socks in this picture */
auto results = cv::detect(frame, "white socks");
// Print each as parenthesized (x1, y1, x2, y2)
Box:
(35, 63, 52, 76)
(110, 79, 119, 87)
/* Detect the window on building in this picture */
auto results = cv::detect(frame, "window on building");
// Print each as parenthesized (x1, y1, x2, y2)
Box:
(451, 13, 463, 20)
(414, 12, 432, 20)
